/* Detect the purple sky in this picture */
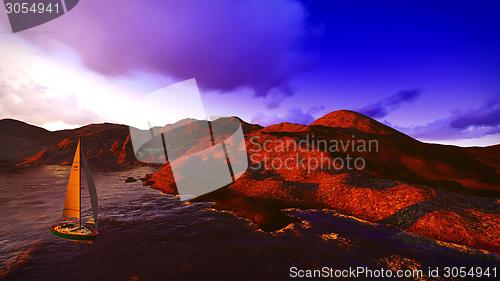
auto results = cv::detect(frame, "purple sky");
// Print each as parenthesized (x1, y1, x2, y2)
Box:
(0, 0, 499, 146)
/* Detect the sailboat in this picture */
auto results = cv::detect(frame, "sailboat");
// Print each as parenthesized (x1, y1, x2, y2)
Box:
(50, 139, 99, 240)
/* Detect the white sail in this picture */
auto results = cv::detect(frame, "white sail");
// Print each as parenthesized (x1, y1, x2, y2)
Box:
(81, 152, 98, 229)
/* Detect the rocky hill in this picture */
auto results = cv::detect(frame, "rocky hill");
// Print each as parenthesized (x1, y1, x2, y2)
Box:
(0, 120, 137, 168)
(144, 110, 500, 252)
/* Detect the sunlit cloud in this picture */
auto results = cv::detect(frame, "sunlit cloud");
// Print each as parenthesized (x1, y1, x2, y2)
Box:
(0, 32, 177, 130)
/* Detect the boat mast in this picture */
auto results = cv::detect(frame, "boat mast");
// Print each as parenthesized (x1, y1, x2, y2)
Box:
(79, 138, 82, 229)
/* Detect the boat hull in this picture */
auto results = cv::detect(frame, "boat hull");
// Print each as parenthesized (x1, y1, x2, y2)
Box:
(50, 224, 98, 241)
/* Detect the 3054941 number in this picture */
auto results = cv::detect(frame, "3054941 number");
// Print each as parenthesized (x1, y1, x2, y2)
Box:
(5, 2, 60, 15)
(442, 266, 497, 278)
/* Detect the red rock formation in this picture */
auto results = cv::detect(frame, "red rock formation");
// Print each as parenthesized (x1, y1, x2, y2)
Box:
(145, 110, 500, 252)
(311, 109, 398, 135)
(260, 122, 308, 133)
(407, 209, 500, 252)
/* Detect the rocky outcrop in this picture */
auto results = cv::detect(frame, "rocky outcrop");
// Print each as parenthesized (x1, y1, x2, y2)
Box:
(145, 110, 500, 252)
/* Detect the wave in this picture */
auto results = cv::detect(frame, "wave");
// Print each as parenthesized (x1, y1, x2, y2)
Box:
(0, 240, 42, 279)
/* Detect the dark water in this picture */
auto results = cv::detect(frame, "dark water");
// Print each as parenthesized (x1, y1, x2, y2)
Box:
(0, 166, 498, 281)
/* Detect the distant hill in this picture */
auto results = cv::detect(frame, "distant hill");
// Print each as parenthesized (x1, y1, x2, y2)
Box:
(308, 110, 499, 192)
(311, 109, 400, 135)
(0, 119, 55, 163)
(0, 119, 137, 168)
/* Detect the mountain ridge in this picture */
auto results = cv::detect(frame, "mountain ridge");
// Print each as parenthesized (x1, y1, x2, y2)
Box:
(1, 111, 498, 171)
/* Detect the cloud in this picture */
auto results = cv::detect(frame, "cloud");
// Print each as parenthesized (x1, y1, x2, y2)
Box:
(449, 97, 500, 129)
(252, 106, 325, 126)
(393, 98, 500, 141)
(24, 0, 316, 107)
(486, 126, 500, 135)
(265, 86, 295, 109)
(0, 73, 101, 129)
(359, 89, 422, 118)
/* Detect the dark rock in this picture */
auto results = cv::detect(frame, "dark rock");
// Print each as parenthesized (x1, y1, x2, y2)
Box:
(125, 176, 137, 183)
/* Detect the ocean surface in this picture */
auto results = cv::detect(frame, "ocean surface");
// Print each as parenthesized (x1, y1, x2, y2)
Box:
(0, 165, 497, 281)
